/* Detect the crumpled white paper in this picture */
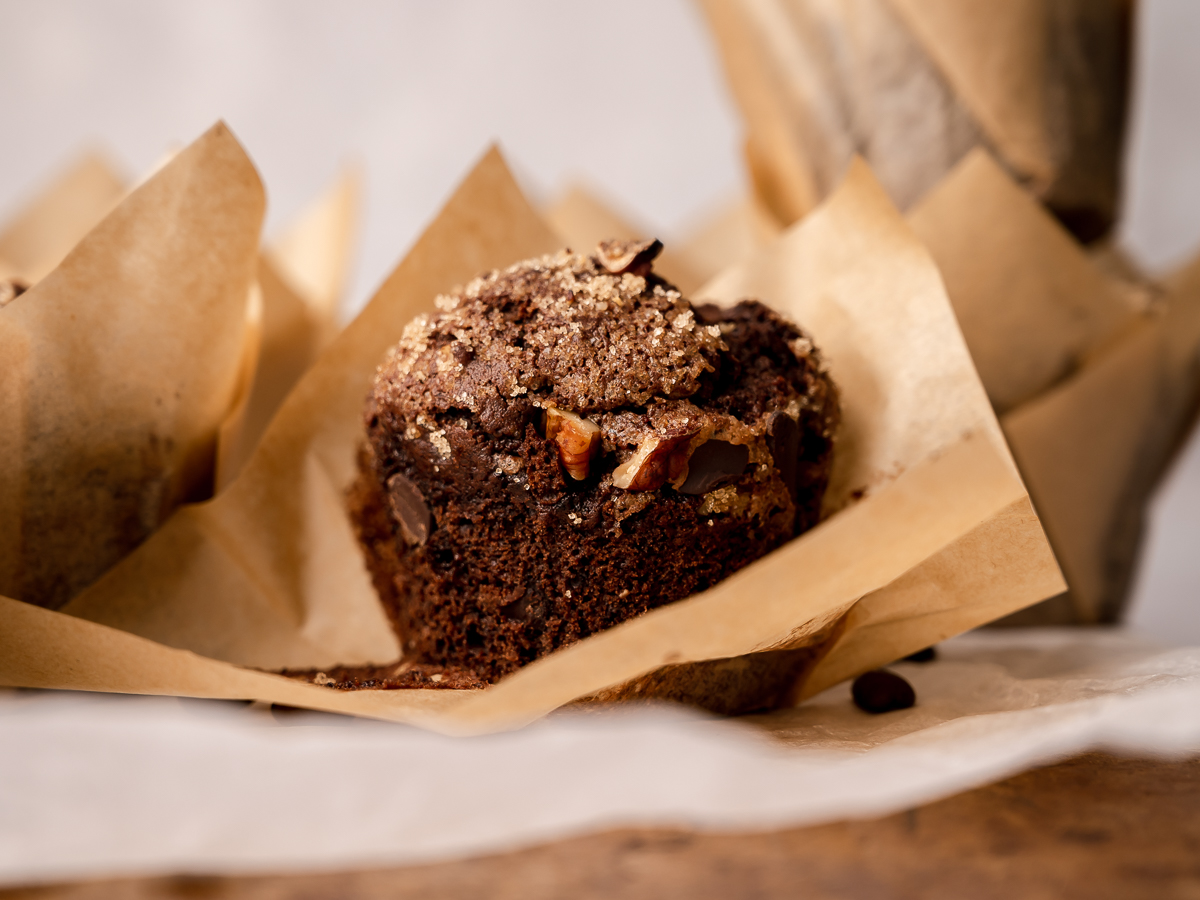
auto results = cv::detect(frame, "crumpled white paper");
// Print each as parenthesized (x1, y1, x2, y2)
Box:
(2, 627, 1198, 887)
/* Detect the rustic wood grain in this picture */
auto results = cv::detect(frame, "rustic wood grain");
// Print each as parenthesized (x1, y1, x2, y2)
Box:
(6, 753, 1199, 900)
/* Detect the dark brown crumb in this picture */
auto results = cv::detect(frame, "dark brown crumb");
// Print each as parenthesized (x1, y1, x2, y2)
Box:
(279, 661, 488, 691)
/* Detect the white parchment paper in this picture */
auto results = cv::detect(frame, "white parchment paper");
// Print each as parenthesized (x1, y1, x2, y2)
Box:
(2, 627, 1198, 887)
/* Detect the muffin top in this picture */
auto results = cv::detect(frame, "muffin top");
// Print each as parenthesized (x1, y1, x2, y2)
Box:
(368, 240, 836, 511)
(374, 241, 731, 419)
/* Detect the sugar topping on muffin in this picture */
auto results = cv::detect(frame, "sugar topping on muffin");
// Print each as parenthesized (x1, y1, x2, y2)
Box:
(376, 246, 727, 418)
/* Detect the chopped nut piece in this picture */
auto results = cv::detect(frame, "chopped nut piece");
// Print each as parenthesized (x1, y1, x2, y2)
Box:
(612, 433, 692, 491)
(545, 407, 601, 480)
(596, 238, 663, 276)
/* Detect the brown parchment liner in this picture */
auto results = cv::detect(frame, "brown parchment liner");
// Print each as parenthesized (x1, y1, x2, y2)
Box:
(675, 194, 783, 289)
(217, 169, 361, 487)
(698, 0, 980, 222)
(697, 0, 1130, 236)
(901, 147, 1200, 623)
(908, 149, 1141, 415)
(0, 149, 358, 496)
(0, 123, 265, 611)
(265, 167, 360, 330)
(1001, 271, 1200, 624)
(0, 148, 1063, 733)
(0, 152, 125, 283)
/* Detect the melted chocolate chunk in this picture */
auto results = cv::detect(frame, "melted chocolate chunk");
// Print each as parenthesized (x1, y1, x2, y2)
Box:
(678, 440, 751, 495)
(386, 473, 430, 546)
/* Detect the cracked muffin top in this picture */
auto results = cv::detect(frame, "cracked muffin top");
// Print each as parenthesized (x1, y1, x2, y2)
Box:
(375, 242, 727, 418)
(368, 240, 837, 504)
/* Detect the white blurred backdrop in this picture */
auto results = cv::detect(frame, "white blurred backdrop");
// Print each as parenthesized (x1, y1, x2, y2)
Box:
(0, 0, 743, 307)
(0, 0, 1198, 640)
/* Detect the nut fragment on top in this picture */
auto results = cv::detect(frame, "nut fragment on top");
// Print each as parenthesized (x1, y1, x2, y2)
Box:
(596, 238, 663, 276)
(546, 408, 601, 480)
(612, 433, 692, 491)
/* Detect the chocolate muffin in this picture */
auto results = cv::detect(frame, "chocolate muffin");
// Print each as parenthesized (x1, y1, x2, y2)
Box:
(349, 240, 839, 683)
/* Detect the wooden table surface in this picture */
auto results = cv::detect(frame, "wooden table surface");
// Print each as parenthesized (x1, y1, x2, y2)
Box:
(6, 752, 1198, 900)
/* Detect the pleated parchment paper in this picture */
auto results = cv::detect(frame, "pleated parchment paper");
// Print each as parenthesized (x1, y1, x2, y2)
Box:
(0, 134, 360, 604)
(0, 123, 265, 612)
(698, 0, 1132, 241)
(0, 149, 1063, 735)
(0, 152, 126, 284)
(217, 168, 361, 487)
(907, 147, 1200, 624)
(495, 139, 1186, 627)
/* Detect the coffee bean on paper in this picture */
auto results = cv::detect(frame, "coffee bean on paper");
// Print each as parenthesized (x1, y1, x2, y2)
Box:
(903, 646, 937, 663)
(852, 670, 916, 714)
